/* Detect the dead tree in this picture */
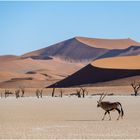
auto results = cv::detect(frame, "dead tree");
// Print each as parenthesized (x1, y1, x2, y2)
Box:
(40, 89, 43, 98)
(131, 81, 140, 96)
(80, 88, 88, 98)
(60, 89, 63, 97)
(4, 90, 13, 98)
(20, 87, 25, 97)
(15, 89, 20, 99)
(36, 89, 43, 98)
(76, 89, 82, 98)
(52, 87, 55, 97)
(36, 89, 40, 98)
(4, 90, 7, 98)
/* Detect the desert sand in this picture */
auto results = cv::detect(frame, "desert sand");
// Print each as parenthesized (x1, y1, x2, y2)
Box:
(22, 37, 140, 64)
(76, 36, 140, 49)
(1, 37, 140, 88)
(92, 55, 140, 69)
(0, 94, 140, 139)
(0, 57, 83, 88)
(50, 55, 140, 87)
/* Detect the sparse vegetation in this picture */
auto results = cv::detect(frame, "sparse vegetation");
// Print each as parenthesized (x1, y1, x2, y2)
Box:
(40, 89, 43, 98)
(4, 90, 13, 98)
(60, 89, 63, 97)
(15, 89, 20, 99)
(36, 89, 39, 98)
(52, 87, 55, 97)
(20, 87, 25, 97)
(35, 89, 43, 98)
(80, 87, 88, 98)
(76, 89, 81, 98)
(131, 81, 140, 96)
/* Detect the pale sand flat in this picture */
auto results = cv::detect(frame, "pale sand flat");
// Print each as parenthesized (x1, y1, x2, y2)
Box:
(0, 96, 140, 139)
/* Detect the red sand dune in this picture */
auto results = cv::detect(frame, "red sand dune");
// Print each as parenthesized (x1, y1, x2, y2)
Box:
(1, 37, 140, 88)
(76, 37, 140, 49)
(49, 56, 140, 88)
(92, 56, 140, 69)
(21, 37, 140, 63)
(0, 55, 19, 62)
(0, 57, 83, 88)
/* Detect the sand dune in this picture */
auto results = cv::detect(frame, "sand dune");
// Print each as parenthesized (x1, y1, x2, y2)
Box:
(92, 55, 140, 69)
(1, 37, 140, 88)
(0, 57, 83, 88)
(49, 56, 140, 87)
(0, 55, 19, 62)
(0, 79, 48, 88)
(0, 71, 25, 82)
(49, 65, 140, 88)
(0, 57, 82, 73)
(98, 46, 140, 59)
(22, 37, 140, 63)
(76, 36, 140, 49)
(22, 37, 109, 63)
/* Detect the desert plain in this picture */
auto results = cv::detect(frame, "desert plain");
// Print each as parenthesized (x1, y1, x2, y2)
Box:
(0, 87, 140, 139)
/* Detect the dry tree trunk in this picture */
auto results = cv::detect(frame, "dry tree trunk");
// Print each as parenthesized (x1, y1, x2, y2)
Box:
(131, 81, 140, 96)
(80, 88, 88, 98)
(15, 89, 20, 99)
(52, 87, 55, 97)
(36, 89, 39, 98)
(76, 89, 81, 98)
(40, 89, 43, 98)
(20, 88, 25, 97)
(60, 89, 63, 97)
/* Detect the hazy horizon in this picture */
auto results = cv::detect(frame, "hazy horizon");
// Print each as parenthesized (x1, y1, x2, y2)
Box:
(1, 1, 140, 55)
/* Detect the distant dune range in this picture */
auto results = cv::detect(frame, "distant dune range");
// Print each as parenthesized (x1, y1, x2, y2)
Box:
(0, 36, 140, 88)
(22, 37, 140, 63)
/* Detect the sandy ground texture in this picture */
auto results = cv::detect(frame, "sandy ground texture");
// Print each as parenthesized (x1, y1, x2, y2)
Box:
(0, 95, 140, 139)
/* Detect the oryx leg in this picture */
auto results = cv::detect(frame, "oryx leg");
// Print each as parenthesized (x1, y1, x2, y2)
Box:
(116, 108, 121, 120)
(102, 111, 108, 120)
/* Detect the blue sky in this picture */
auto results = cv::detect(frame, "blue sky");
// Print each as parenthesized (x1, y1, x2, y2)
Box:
(0, 1, 140, 55)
